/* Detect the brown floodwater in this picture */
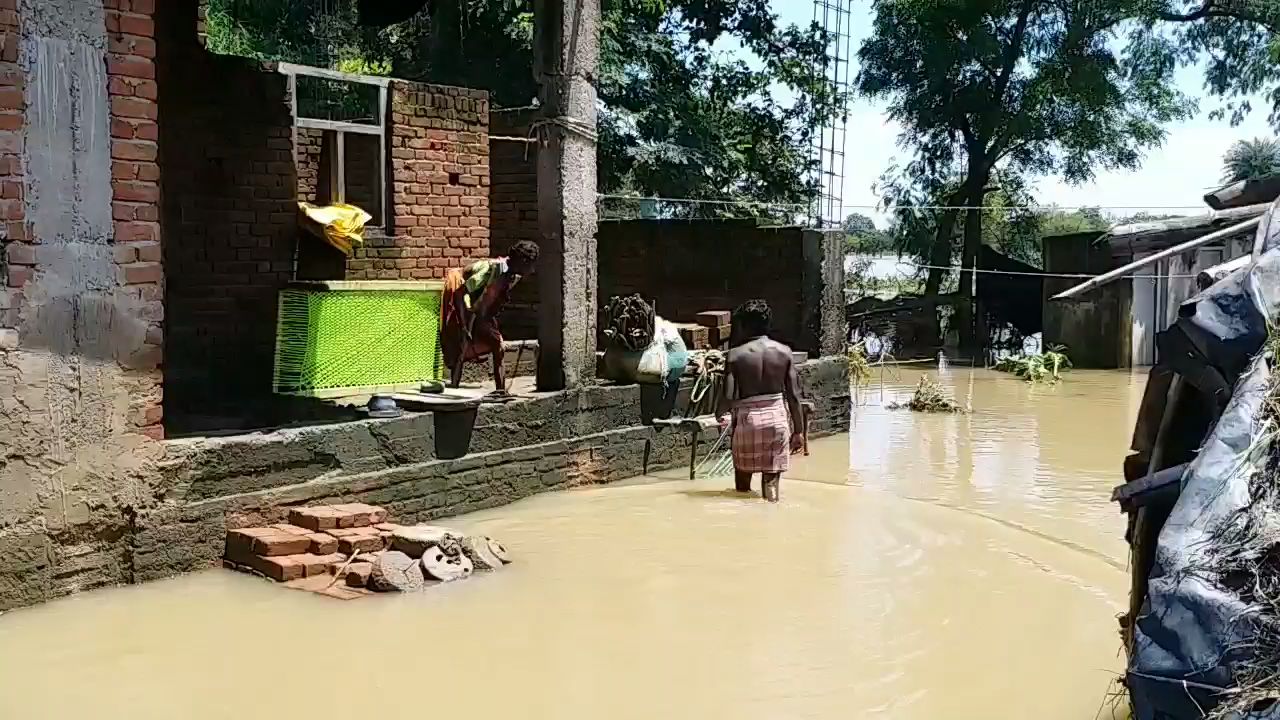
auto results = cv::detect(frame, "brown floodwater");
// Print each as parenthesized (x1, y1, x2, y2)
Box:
(0, 367, 1141, 719)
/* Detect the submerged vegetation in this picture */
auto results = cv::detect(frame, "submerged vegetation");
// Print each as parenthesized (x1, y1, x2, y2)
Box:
(888, 375, 966, 414)
(993, 346, 1072, 383)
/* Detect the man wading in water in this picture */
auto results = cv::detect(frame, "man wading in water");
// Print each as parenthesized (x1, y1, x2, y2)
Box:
(441, 240, 539, 393)
(715, 299, 804, 502)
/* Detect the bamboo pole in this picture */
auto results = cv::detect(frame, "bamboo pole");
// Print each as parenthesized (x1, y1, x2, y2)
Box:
(1050, 216, 1263, 301)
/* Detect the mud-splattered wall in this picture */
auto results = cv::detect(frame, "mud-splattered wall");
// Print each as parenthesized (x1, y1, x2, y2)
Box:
(0, 0, 165, 610)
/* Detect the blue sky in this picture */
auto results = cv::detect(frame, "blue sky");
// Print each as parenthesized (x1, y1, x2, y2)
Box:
(769, 0, 1276, 225)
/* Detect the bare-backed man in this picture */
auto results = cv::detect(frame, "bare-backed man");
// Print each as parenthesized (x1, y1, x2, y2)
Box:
(714, 300, 804, 502)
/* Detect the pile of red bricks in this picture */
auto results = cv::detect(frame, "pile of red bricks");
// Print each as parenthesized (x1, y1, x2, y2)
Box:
(675, 310, 732, 351)
(223, 503, 401, 586)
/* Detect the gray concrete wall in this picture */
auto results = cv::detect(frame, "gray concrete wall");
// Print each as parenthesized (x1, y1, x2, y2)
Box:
(128, 357, 847, 597)
(0, 0, 166, 610)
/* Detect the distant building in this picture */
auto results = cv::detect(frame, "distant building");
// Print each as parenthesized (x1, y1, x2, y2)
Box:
(1043, 176, 1278, 368)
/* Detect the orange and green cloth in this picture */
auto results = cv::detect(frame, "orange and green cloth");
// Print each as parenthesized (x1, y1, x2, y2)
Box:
(441, 258, 511, 369)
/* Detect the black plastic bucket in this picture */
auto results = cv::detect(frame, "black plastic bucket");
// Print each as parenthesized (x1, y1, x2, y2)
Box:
(434, 407, 478, 460)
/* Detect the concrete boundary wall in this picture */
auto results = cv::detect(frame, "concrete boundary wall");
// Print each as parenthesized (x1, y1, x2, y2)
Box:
(132, 357, 848, 583)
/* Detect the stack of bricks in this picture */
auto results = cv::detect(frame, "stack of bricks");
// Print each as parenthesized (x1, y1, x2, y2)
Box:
(696, 310, 733, 350)
(0, 0, 25, 335)
(223, 503, 401, 585)
(674, 311, 732, 351)
(347, 81, 490, 281)
(107, 0, 164, 440)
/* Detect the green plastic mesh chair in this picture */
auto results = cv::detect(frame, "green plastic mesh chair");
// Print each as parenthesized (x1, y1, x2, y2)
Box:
(273, 281, 446, 397)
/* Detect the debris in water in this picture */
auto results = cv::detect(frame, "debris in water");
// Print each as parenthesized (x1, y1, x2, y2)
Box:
(993, 345, 1072, 383)
(221, 504, 510, 599)
(887, 375, 967, 413)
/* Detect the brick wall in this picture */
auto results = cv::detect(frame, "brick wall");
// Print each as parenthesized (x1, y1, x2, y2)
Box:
(296, 126, 325, 203)
(347, 82, 490, 280)
(489, 107, 538, 338)
(598, 220, 815, 350)
(157, 0, 298, 433)
(0, 0, 25, 327)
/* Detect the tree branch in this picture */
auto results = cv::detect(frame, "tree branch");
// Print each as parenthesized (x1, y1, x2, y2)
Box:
(1155, 1, 1225, 22)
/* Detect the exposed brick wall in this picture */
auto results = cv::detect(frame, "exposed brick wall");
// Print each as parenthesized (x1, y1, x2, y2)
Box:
(488, 107, 538, 338)
(481, 119, 836, 352)
(0, 0, 25, 329)
(597, 220, 813, 351)
(107, 0, 164, 439)
(296, 126, 325, 203)
(347, 82, 489, 280)
(157, 0, 298, 433)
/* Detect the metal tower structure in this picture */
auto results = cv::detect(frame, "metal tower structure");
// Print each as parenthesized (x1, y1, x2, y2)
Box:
(809, 0, 854, 229)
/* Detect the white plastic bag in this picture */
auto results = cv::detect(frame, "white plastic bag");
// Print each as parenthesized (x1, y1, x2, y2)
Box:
(635, 320, 671, 383)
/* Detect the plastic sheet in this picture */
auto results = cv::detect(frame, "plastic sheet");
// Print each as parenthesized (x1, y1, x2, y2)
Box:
(1129, 196, 1280, 719)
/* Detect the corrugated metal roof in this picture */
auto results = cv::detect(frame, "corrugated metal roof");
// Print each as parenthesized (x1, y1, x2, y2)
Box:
(1105, 203, 1271, 254)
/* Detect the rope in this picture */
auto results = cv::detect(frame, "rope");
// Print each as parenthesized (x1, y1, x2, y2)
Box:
(530, 116, 599, 144)
(688, 350, 725, 407)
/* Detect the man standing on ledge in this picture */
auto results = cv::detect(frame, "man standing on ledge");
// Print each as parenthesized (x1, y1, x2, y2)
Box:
(715, 299, 804, 502)
(441, 240, 540, 394)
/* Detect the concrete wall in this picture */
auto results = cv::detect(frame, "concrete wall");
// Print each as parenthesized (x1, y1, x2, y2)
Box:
(0, 0, 167, 609)
(116, 357, 847, 604)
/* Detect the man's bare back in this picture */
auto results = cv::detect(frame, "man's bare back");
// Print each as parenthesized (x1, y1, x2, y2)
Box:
(715, 301, 804, 502)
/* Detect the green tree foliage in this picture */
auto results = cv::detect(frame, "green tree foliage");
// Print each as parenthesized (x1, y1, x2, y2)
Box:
(1222, 137, 1280, 182)
(204, 0, 842, 218)
(857, 0, 1197, 298)
(1141, 1, 1280, 127)
(842, 212, 893, 254)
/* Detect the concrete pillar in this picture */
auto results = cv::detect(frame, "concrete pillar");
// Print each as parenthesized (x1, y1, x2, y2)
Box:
(533, 0, 599, 391)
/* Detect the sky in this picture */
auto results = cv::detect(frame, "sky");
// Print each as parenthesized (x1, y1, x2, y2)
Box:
(769, 0, 1277, 227)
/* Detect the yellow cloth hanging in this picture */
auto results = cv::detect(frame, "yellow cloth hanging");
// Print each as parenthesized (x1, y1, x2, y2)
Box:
(297, 202, 372, 257)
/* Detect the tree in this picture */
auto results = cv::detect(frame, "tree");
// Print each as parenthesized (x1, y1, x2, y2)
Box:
(205, 0, 842, 217)
(857, 0, 1194, 304)
(842, 212, 893, 254)
(842, 213, 877, 236)
(1222, 137, 1280, 183)
(1139, 1, 1280, 128)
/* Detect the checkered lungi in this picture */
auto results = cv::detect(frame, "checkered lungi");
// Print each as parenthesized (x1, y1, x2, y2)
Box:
(730, 393, 791, 474)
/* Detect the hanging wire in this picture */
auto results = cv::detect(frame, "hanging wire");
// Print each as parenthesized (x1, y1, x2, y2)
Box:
(898, 262, 1201, 279)
(596, 194, 1214, 213)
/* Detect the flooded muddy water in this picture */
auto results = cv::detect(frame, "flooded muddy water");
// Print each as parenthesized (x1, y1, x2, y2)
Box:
(0, 368, 1141, 719)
